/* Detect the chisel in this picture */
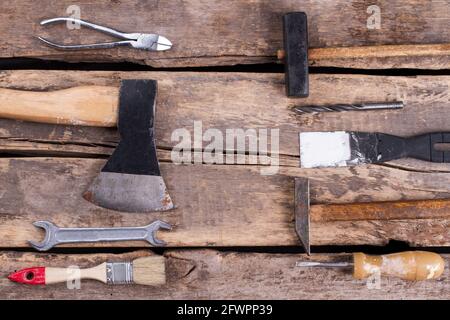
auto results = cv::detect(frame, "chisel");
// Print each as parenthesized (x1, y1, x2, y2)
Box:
(8, 256, 165, 286)
(296, 251, 445, 281)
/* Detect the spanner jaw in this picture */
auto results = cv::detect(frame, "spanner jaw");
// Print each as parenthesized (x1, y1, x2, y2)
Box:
(28, 240, 54, 252)
(146, 220, 172, 246)
(29, 221, 59, 251)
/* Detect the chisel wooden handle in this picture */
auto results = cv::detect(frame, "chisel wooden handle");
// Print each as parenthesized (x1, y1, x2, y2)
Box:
(353, 251, 445, 281)
(0, 86, 119, 127)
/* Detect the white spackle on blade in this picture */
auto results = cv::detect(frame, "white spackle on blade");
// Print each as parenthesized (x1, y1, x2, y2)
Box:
(299, 131, 351, 168)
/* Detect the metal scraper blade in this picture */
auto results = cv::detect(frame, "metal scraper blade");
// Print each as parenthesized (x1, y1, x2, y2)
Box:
(294, 177, 310, 255)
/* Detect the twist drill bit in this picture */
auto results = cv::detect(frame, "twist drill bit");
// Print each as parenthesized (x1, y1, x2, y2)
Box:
(294, 101, 404, 114)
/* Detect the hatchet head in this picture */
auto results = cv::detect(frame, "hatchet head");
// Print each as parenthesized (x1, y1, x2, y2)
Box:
(84, 79, 174, 213)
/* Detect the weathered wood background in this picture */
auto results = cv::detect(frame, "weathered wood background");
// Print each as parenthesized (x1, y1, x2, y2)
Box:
(1, 0, 450, 68)
(0, 0, 449, 300)
(1, 251, 448, 299)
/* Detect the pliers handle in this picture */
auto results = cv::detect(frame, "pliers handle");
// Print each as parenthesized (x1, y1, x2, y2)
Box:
(38, 17, 172, 51)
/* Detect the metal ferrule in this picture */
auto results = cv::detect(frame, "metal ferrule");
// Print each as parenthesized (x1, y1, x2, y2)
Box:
(106, 262, 133, 285)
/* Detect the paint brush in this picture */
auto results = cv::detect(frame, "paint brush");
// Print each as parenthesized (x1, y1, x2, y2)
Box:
(8, 256, 165, 286)
(299, 131, 450, 168)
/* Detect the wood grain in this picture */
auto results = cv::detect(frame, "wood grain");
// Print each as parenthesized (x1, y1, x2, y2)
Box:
(0, 70, 449, 248)
(0, 157, 449, 248)
(1, 70, 450, 160)
(1, 0, 449, 68)
(1, 250, 448, 299)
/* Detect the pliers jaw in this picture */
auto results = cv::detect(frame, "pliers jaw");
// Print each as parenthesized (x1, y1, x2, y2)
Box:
(133, 34, 172, 51)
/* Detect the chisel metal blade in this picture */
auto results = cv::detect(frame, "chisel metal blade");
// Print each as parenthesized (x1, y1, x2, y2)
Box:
(294, 178, 310, 255)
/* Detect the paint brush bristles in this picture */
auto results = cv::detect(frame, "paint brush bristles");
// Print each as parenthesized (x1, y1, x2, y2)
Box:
(132, 256, 166, 286)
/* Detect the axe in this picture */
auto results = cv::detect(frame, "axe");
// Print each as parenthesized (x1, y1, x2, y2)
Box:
(0, 79, 174, 213)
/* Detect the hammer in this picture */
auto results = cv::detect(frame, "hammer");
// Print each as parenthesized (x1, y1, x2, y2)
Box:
(279, 12, 450, 98)
(294, 178, 450, 254)
(0, 80, 174, 213)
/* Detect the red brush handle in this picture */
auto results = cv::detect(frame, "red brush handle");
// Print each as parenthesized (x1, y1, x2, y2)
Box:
(8, 267, 46, 285)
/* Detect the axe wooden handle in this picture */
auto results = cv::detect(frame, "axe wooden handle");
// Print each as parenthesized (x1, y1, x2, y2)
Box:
(0, 86, 119, 127)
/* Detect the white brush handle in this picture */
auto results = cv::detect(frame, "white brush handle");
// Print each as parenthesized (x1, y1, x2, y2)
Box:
(45, 263, 107, 284)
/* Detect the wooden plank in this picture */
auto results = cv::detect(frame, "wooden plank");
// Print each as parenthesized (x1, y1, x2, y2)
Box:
(0, 250, 448, 299)
(0, 71, 449, 248)
(1, 70, 450, 161)
(0, 157, 449, 248)
(1, 1, 450, 68)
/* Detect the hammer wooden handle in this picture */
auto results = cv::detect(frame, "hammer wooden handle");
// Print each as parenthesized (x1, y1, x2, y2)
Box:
(311, 198, 450, 222)
(0, 86, 119, 127)
(353, 251, 445, 281)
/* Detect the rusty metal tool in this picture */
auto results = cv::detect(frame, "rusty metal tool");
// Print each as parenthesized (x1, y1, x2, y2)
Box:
(296, 251, 445, 281)
(294, 177, 450, 255)
(29, 220, 172, 251)
(0, 79, 174, 212)
(38, 18, 172, 51)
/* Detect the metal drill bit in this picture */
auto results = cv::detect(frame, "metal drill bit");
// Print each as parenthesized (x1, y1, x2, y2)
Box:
(294, 101, 404, 114)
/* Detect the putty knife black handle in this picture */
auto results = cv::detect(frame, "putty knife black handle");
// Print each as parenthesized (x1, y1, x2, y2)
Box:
(355, 132, 450, 163)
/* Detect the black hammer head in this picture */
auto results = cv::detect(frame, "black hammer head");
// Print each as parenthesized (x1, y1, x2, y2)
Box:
(283, 12, 309, 97)
(294, 177, 310, 255)
(84, 79, 174, 212)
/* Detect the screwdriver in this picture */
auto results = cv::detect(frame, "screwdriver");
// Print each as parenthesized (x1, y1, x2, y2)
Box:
(295, 251, 445, 281)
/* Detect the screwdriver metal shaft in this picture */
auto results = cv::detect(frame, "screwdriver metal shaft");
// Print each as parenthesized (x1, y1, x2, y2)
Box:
(295, 261, 352, 268)
(294, 101, 404, 114)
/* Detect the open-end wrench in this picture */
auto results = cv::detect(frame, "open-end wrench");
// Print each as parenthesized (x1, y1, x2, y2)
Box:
(29, 220, 172, 251)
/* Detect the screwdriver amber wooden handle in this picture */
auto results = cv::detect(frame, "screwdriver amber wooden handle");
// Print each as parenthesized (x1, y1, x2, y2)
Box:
(353, 251, 445, 281)
(0, 86, 119, 127)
